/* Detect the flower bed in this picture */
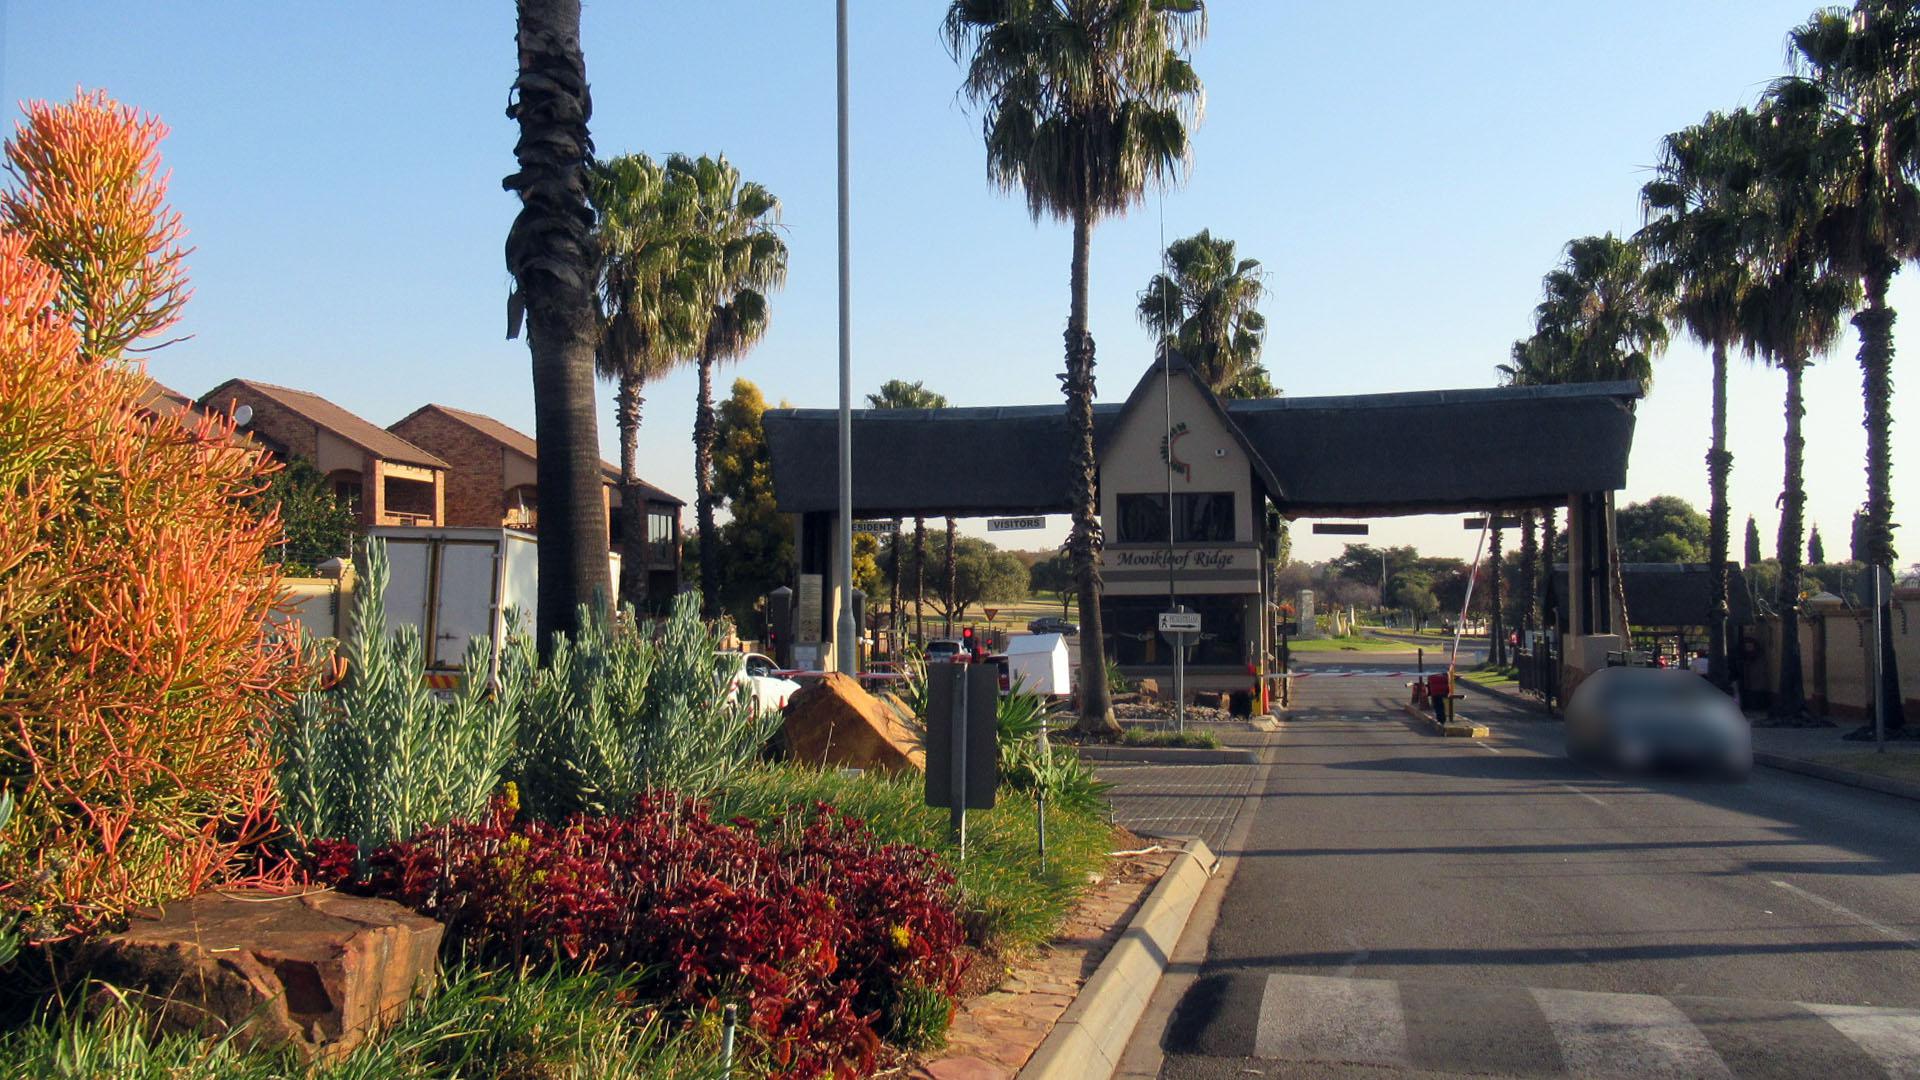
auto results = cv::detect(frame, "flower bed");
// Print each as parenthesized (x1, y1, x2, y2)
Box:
(315, 792, 971, 1078)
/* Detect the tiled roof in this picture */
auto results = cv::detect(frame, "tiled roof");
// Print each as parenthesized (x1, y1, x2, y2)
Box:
(398, 403, 685, 506)
(200, 379, 449, 470)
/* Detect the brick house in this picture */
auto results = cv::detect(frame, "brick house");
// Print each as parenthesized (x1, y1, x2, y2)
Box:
(199, 379, 447, 527)
(388, 404, 684, 600)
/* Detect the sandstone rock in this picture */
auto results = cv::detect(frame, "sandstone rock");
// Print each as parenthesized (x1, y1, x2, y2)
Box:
(1135, 678, 1161, 700)
(784, 671, 926, 774)
(1193, 690, 1225, 709)
(85, 889, 443, 1061)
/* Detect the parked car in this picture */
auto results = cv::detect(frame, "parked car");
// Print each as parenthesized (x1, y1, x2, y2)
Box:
(716, 651, 800, 714)
(1027, 616, 1080, 637)
(925, 639, 968, 664)
(1565, 666, 1750, 779)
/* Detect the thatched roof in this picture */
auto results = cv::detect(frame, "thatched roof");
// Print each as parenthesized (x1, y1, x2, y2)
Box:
(761, 372, 1639, 518)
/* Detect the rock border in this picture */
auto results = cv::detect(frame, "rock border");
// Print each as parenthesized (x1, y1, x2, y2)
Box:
(1017, 838, 1218, 1080)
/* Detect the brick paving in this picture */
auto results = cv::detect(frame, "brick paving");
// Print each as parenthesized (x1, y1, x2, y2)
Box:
(1095, 737, 1264, 853)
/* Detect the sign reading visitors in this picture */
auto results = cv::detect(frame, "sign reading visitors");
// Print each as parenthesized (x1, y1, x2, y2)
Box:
(1158, 610, 1202, 634)
(987, 516, 1046, 532)
(1313, 522, 1370, 535)
(795, 573, 823, 644)
(851, 520, 892, 535)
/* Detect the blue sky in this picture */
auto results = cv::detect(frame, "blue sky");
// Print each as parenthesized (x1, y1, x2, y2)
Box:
(6, 2, 1913, 564)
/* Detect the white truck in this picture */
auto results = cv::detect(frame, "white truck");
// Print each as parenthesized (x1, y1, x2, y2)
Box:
(367, 526, 619, 681)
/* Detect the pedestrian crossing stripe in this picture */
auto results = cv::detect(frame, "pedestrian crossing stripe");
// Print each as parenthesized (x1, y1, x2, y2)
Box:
(1214, 973, 1920, 1077)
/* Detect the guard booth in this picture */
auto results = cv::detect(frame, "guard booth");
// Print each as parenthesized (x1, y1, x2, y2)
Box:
(761, 359, 1642, 701)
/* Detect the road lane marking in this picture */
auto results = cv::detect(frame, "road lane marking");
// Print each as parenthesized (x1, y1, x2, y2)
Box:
(1770, 880, 1917, 948)
(1530, 986, 1732, 1078)
(1255, 973, 1408, 1067)
(1558, 783, 1606, 806)
(1799, 1002, 1920, 1077)
(1475, 740, 1502, 753)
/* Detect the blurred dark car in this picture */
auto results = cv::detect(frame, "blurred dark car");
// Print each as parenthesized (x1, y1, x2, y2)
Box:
(1565, 666, 1750, 779)
(1027, 616, 1080, 637)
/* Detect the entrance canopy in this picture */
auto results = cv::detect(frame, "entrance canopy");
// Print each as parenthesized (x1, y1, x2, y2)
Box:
(762, 379, 1640, 519)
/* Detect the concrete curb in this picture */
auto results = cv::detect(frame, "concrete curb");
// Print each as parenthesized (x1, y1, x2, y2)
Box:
(1018, 838, 1218, 1080)
(1754, 751, 1920, 803)
(1396, 701, 1488, 738)
(1456, 677, 1538, 712)
(1077, 745, 1259, 765)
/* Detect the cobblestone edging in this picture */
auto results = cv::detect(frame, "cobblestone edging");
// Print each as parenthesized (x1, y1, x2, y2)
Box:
(1753, 751, 1920, 803)
(1018, 840, 1218, 1080)
(1077, 745, 1258, 765)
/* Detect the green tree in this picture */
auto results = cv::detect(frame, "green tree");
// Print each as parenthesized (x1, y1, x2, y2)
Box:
(1743, 87, 1861, 718)
(1809, 524, 1827, 566)
(920, 535, 1031, 623)
(1029, 550, 1077, 617)
(866, 379, 949, 639)
(1640, 107, 1765, 682)
(504, 0, 611, 649)
(1786, 4, 1918, 730)
(1510, 235, 1671, 391)
(708, 379, 794, 631)
(1615, 496, 1710, 563)
(945, 0, 1205, 734)
(1746, 514, 1764, 566)
(674, 153, 788, 619)
(1137, 228, 1269, 395)
(588, 152, 700, 610)
(1389, 572, 1439, 632)
(251, 458, 357, 575)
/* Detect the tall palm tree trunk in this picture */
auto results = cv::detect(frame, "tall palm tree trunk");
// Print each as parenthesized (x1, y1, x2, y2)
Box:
(506, 0, 610, 654)
(888, 519, 902, 650)
(1774, 358, 1811, 719)
(943, 516, 958, 636)
(693, 352, 719, 619)
(1706, 338, 1732, 688)
(1519, 511, 1538, 637)
(1488, 523, 1505, 666)
(913, 515, 927, 642)
(1065, 208, 1116, 734)
(1855, 260, 1905, 730)
(616, 371, 648, 613)
(1542, 506, 1558, 632)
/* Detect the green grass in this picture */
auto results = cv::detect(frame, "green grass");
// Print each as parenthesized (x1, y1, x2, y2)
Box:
(0, 964, 724, 1080)
(1118, 728, 1221, 750)
(1285, 634, 1408, 653)
(713, 764, 1112, 953)
(1460, 665, 1520, 690)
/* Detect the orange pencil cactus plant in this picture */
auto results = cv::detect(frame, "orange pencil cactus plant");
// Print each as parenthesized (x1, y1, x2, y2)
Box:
(0, 90, 301, 942)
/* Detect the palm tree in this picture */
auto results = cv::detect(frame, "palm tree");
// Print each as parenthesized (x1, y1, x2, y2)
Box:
(672, 153, 788, 619)
(1532, 234, 1671, 392)
(1138, 228, 1268, 395)
(945, 0, 1206, 734)
(505, 0, 612, 652)
(1742, 88, 1861, 719)
(588, 153, 699, 612)
(1786, 4, 1920, 730)
(866, 379, 949, 641)
(1639, 108, 1765, 687)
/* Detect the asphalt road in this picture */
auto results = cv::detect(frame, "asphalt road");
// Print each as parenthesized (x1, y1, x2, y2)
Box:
(1156, 657, 1920, 1079)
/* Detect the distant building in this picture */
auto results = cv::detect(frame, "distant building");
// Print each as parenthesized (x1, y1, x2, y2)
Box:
(199, 379, 447, 528)
(389, 403, 684, 600)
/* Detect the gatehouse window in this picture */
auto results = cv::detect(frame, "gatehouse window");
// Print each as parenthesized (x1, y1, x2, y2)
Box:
(1176, 492, 1234, 542)
(1116, 493, 1170, 543)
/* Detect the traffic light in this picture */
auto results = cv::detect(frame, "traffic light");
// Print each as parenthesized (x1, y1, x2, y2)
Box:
(961, 626, 979, 661)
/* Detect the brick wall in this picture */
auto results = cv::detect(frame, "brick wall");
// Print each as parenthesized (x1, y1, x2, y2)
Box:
(388, 410, 507, 529)
(205, 383, 320, 463)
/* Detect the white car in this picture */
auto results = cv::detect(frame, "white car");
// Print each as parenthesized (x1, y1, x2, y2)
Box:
(718, 651, 800, 714)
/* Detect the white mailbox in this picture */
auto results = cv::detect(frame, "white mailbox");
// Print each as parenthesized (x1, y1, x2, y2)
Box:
(1005, 633, 1071, 696)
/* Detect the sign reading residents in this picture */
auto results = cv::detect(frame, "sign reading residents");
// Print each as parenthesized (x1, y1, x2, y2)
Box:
(987, 516, 1046, 532)
(851, 520, 892, 534)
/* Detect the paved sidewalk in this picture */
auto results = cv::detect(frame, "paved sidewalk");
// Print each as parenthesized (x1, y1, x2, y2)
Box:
(1095, 736, 1264, 851)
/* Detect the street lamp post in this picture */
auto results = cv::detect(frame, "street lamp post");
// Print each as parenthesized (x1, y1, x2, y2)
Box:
(833, 0, 856, 675)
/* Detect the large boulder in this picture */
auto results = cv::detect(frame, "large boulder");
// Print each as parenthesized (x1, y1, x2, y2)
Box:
(84, 889, 443, 1061)
(784, 671, 926, 774)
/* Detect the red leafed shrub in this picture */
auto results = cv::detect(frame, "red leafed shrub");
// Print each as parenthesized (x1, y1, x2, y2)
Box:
(324, 795, 968, 1079)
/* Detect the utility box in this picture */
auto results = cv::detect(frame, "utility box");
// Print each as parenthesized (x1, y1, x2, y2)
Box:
(367, 526, 620, 678)
(1005, 633, 1070, 696)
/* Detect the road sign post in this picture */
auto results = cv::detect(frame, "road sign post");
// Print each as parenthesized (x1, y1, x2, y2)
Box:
(1158, 608, 1201, 732)
(925, 662, 998, 858)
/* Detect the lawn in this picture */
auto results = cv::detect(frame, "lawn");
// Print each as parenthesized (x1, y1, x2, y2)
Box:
(1285, 634, 1410, 654)
(1810, 751, 1920, 785)
(1459, 665, 1521, 691)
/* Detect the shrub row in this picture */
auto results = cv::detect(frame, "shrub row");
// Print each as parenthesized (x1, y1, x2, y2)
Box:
(314, 794, 967, 1079)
